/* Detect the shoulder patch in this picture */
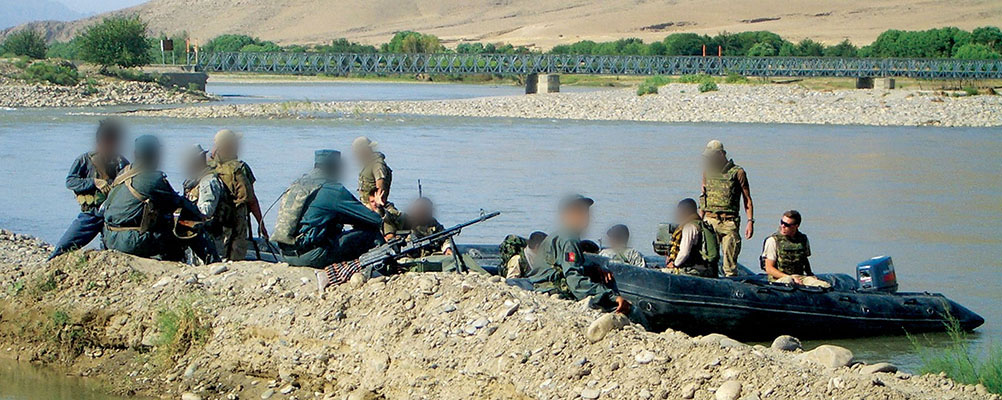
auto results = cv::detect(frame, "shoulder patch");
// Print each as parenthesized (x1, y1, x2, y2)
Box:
(565, 252, 576, 262)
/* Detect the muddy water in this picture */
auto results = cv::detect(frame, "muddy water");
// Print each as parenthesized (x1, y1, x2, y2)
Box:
(0, 360, 138, 400)
(1, 82, 1000, 377)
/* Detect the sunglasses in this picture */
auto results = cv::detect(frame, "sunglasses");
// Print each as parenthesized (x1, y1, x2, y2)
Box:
(780, 220, 798, 228)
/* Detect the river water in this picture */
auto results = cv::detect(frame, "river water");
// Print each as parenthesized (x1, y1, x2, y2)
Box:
(1, 81, 1001, 396)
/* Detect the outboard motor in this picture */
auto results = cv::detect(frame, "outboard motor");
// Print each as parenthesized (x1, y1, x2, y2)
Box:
(651, 223, 677, 256)
(857, 256, 898, 293)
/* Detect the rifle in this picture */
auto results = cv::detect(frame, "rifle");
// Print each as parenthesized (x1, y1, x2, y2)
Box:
(320, 210, 501, 289)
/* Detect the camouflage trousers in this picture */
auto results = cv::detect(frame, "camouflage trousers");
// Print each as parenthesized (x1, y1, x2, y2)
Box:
(221, 206, 250, 261)
(704, 214, 741, 277)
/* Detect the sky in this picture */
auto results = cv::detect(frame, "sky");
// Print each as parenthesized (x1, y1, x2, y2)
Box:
(57, 0, 148, 15)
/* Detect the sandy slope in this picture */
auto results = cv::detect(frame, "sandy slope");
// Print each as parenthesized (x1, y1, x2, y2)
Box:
(4, 0, 1001, 49)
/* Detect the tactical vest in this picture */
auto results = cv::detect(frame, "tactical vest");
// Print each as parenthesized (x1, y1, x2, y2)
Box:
(213, 159, 252, 206)
(358, 153, 392, 195)
(76, 152, 121, 211)
(704, 161, 743, 214)
(771, 232, 810, 276)
(668, 220, 718, 277)
(184, 170, 230, 234)
(273, 169, 328, 245)
(498, 234, 528, 277)
(105, 166, 157, 234)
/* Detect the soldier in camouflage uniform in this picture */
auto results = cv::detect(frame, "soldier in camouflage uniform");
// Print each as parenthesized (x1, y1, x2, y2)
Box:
(352, 136, 392, 206)
(761, 210, 830, 288)
(700, 139, 754, 277)
(666, 198, 718, 278)
(49, 120, 130, 259)
(527, 195, 631, 314)
(182, 144, 226, 259)
(382, 197, 451, 257)
(208, 129, 267, 261)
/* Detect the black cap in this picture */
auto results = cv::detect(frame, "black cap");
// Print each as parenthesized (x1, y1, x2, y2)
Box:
(559, 194, 594, 210)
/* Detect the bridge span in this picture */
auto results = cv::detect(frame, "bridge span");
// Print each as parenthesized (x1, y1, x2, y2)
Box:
(190, 52, 1002, 80)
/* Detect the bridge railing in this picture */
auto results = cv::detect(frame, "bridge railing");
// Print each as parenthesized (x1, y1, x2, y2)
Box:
(188, 52, 1002, 79)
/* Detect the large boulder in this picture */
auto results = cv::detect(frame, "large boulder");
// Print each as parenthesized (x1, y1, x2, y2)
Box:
(799, 345, 854, 368)
(586, 313, 630, 343)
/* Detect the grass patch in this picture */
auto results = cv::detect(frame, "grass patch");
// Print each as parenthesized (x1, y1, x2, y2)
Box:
(911, 316, 1002, 394)
(963, 87, 980, 96)
(36, 272, 59, 292)
(636, 75, 671, 96)
(128, 269, 147, 284)
(5, 280, 25, 296)
(725, 73, 749, 84)
(153, 297, 212, 368)
(698, 81, 719, 93)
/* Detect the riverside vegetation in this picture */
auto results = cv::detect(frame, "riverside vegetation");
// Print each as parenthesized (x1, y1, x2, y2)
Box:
(0, 229, 1000, 400)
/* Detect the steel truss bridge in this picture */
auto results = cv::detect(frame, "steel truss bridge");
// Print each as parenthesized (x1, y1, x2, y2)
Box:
(190, 52, 1002, 79)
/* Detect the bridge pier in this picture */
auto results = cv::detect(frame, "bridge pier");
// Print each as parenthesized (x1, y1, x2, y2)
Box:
(855, 77, 874, 89)
(526, 73, 560, 94)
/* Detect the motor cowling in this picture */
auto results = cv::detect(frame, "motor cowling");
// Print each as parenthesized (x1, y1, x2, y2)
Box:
(857, 256, 898, 293)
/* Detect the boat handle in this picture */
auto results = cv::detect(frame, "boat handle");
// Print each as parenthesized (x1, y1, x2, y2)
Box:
(904, 299, 918, 305)
(756, 288, 772, 294)
(838, 296, 854, 302)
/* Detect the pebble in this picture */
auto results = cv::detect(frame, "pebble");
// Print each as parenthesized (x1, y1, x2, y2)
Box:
(581, 388, 601, 399)
(681, 383, 697, 399)
(472, 318, 488, 328)
(443, 303, 457, 313)
(210, 265, 229, 275)
(715, 380, 742, 400)
(280, 384, 295, 395)
(635, 351, 655, 364)
(770, 335, 802, 352)
(860, 362, 898, 374)
(181, 393, 202, 400)
(260, 389, 275, 399)
(585, 313, 629, 343)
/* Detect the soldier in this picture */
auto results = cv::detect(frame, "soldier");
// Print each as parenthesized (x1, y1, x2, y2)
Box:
(49, 120, 130, 260)
(500, 231, 547, 279)
(700, 139, 754, 277)
(761, 210, 830, 288)
(182, 144, 226, 257)
(598, 224, 646, 267)
(271, 150, 384, 268)
(382, 197, 452, 256)
(101, 135, 218, 263)
(666, 198, 718, 278)
(208, 129, 267, 261)
(352, 136, 392, 206)
(527, 195, 631, 315)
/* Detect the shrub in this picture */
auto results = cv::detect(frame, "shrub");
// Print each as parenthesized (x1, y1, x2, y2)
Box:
(21, 62, 80, 86)
(636, 75, 671, 96)
(46, 40, 82, 60)
(102, 66, 160, 83)
(678, 74, 713, 84)
(154, 297, 212, 367)
(77, 16, 153, 68)
(1, 29, 47, 59)
(698, 81, 719, 93)
(724, 73, 748, 83)
(954, 43, 1002, 60)
(912, 317, 1002, 394)
(963, 87, 980, 96)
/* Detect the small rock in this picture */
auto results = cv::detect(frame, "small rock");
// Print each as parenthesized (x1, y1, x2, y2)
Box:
(181, 393, 202, 400)
(699, 333, 746, 348)
(461, 282, 475, 292)
(681, 383, 697, 399)
(720, 368, 740, 381)
(279, 385, 295, 395)
(260, 389, 275, 399)
(183, 363, 197, 380)
(585, 313, 630, 343)
(151, 276, 171, 288)
(799, 345, 854, 368)
(210, 265, 228, 275)
(472, 318, 488, 329)
(348, 273, 367, 288)
(581, 388, 601, 399)
(770, 335, 802, 352)
(635, 351, 655, 364)
(860, 362, 898, 374)
(637, 389, 652, 399)
(715, 380, 742, 400)
(443, 303, 457, 313)
(489, 275, 502, 283)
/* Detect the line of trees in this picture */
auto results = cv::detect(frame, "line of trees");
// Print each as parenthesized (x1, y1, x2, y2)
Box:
(8, 23, 1002, 67)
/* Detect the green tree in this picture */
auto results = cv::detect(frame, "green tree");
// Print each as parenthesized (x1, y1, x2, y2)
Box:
(794, 39, 825, 56)
(240, 41, 281, 52)
(663, 33, 705, 56)
(746, 42, 776, 56)
(380, 31, 443, 53)
(953, 43, 1001, 59)
(46, 40, 81, 59)
(317, 38, 377, 53)
(971, 26, 1002, 52)
(1, 29, 47, 59)
(823, 39, 858, 57)
(78, 16, 153, 68)
(202, 34, 257, 52)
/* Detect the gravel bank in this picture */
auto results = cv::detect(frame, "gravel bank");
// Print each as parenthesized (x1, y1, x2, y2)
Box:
(0, 230, 997, 400)
(131, 84, 1002, 127)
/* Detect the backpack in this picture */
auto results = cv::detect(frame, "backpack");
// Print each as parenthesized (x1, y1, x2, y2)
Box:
(697, 220, 721, 267)
(498, 234, 527, 277)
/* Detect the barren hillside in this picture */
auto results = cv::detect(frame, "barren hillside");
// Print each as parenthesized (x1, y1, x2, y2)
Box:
(5, 0, 1002, 49)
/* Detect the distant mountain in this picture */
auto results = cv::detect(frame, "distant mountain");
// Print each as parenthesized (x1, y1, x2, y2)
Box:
(0, 0, 83, 30)
(2, 0, 1001, 49)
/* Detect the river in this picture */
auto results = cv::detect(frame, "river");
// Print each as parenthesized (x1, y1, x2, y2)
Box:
(1, 81, 1000, 396)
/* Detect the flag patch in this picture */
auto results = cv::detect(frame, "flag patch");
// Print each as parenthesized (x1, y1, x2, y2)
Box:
(565, 252, 576, 262)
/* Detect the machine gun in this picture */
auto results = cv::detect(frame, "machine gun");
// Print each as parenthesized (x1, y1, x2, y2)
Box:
(319, 210, 501, 289)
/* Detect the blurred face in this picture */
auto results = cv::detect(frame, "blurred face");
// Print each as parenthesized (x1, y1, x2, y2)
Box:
(96, 135, 121, 156)
(703, 151, 726, 170)
(216, 139, 240, 160)
(185, 155, 206, 177)
(364, 193, 380, 212)
(780, 216, 800, 236)
(561, 205, 591, 235)
(353, 146, 372, 164)
(407, 200, 434, 225)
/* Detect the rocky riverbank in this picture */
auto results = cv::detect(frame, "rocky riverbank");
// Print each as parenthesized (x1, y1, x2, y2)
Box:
(0, 229, 996, 400)
(130, 83, 1002, 127)
(0, 61, 213, 108)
